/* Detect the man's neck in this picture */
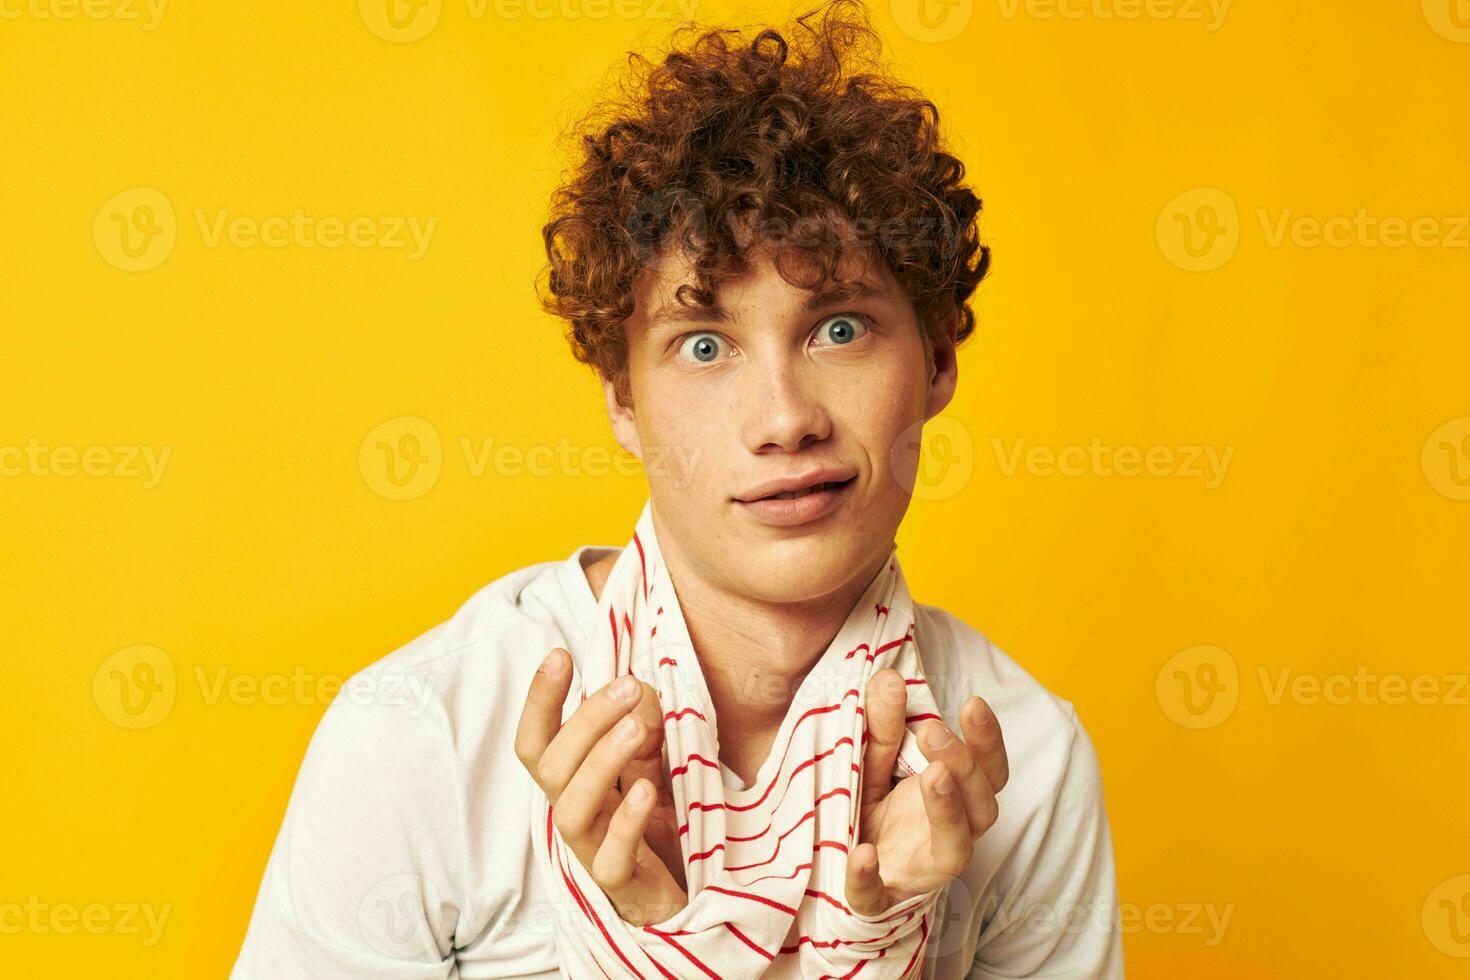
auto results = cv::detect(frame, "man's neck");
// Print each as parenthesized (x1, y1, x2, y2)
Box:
(580, 535, 886, 784)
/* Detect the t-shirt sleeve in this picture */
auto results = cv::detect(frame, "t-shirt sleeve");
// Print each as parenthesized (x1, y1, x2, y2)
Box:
(968, 706, 1124, 979)
(231, 680, 466, 979)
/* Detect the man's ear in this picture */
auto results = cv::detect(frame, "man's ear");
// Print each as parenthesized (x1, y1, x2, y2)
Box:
(923, 311, 960, 422)
(602, 374, 642, 460)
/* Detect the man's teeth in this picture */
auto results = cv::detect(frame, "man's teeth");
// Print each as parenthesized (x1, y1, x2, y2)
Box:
(769, 481, 838, 500)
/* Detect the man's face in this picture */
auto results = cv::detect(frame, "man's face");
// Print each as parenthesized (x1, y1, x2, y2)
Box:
(604, 239, 958, 606)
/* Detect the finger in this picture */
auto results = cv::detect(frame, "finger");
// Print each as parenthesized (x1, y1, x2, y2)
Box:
(513, 648, 573, 779)
(618, 681, 669, 803)
(861, 668, 907, 807)
(592, 777, 657, 890)
(556, 712, 651, 858)
(537, 672, 643, 800)
(961, 695, 1009, 793)
(919, 719, 996, 838)
(845, 841, 888, 916)
(919, 762, 972, 887)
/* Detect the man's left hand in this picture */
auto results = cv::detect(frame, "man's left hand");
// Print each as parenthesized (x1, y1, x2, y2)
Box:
(845, 669, 1009, 915)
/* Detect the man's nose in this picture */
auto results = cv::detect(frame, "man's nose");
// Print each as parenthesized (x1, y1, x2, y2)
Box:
(738, 354, 833, 453)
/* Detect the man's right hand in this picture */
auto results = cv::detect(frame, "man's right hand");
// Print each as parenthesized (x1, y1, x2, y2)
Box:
(514, 647, 688, 927)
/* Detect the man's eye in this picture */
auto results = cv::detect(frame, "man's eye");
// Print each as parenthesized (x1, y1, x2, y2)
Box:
(812, 313, 870, 346)
(676, 332, 729, 364)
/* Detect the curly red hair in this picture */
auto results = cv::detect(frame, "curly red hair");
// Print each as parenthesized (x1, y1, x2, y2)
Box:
(537, 0, 990, 408)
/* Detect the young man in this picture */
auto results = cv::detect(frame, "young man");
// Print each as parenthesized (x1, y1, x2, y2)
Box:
(233, 2, 1121, 976)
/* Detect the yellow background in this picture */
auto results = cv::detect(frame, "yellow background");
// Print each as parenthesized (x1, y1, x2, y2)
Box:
(3, 0, 1468, 975)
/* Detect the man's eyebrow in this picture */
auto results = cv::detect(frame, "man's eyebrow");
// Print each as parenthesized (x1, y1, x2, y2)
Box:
(800, 278, 894, 312)
(643, 301, 734, 333)
(643, 278, 895, 332)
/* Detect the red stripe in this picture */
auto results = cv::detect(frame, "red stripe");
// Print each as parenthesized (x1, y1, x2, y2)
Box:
(633, 531, 648, 602)
(608, 607, 619, 663)
(664, 706, 708, 723)
(779, 913, 911, 953)
(730, 858, 814, 887)
(804, 887, 854, 916)
(845, 631, 912, 665)
(674, 738, 858, 836)
(899, 912, 931, 978)
(718, 699, 860, 813)
(704, 884, 798, 916)
(723, 921, 774, 960)
(726, 786, 850, 843)
(875, 633, 913, 656)
(547, 807, 648, 979)
(642, 928, 721, 979)
(827, 952, 880, 980)
(668, 753, 722, 782)
(705, 793, 846, 871)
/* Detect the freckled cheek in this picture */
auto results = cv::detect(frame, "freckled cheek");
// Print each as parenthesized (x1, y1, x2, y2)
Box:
(639, 406, 722, 490)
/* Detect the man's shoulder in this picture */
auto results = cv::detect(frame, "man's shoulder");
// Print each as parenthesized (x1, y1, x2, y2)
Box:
(316, 553, 584, 755)
(236, 556, 584, 976)
(914, 603, 1079, 726)
(913, 603, 1095, 804)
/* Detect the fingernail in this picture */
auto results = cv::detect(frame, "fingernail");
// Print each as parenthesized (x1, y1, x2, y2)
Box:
(610, 675, 639, 702)
(933, 768, 955, 796)
(614, 714, 640, 741)
(540, 649, 564, 675)
(628, 781, 651, 805)
(924, 727, 953, 751)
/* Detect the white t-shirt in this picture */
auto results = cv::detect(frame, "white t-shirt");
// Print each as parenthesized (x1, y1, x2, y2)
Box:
(232, 545, 1124, 979)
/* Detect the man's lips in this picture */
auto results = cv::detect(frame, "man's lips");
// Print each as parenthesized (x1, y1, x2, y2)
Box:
(734, 470, 859, 503)
(733, 476, 857, 527)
